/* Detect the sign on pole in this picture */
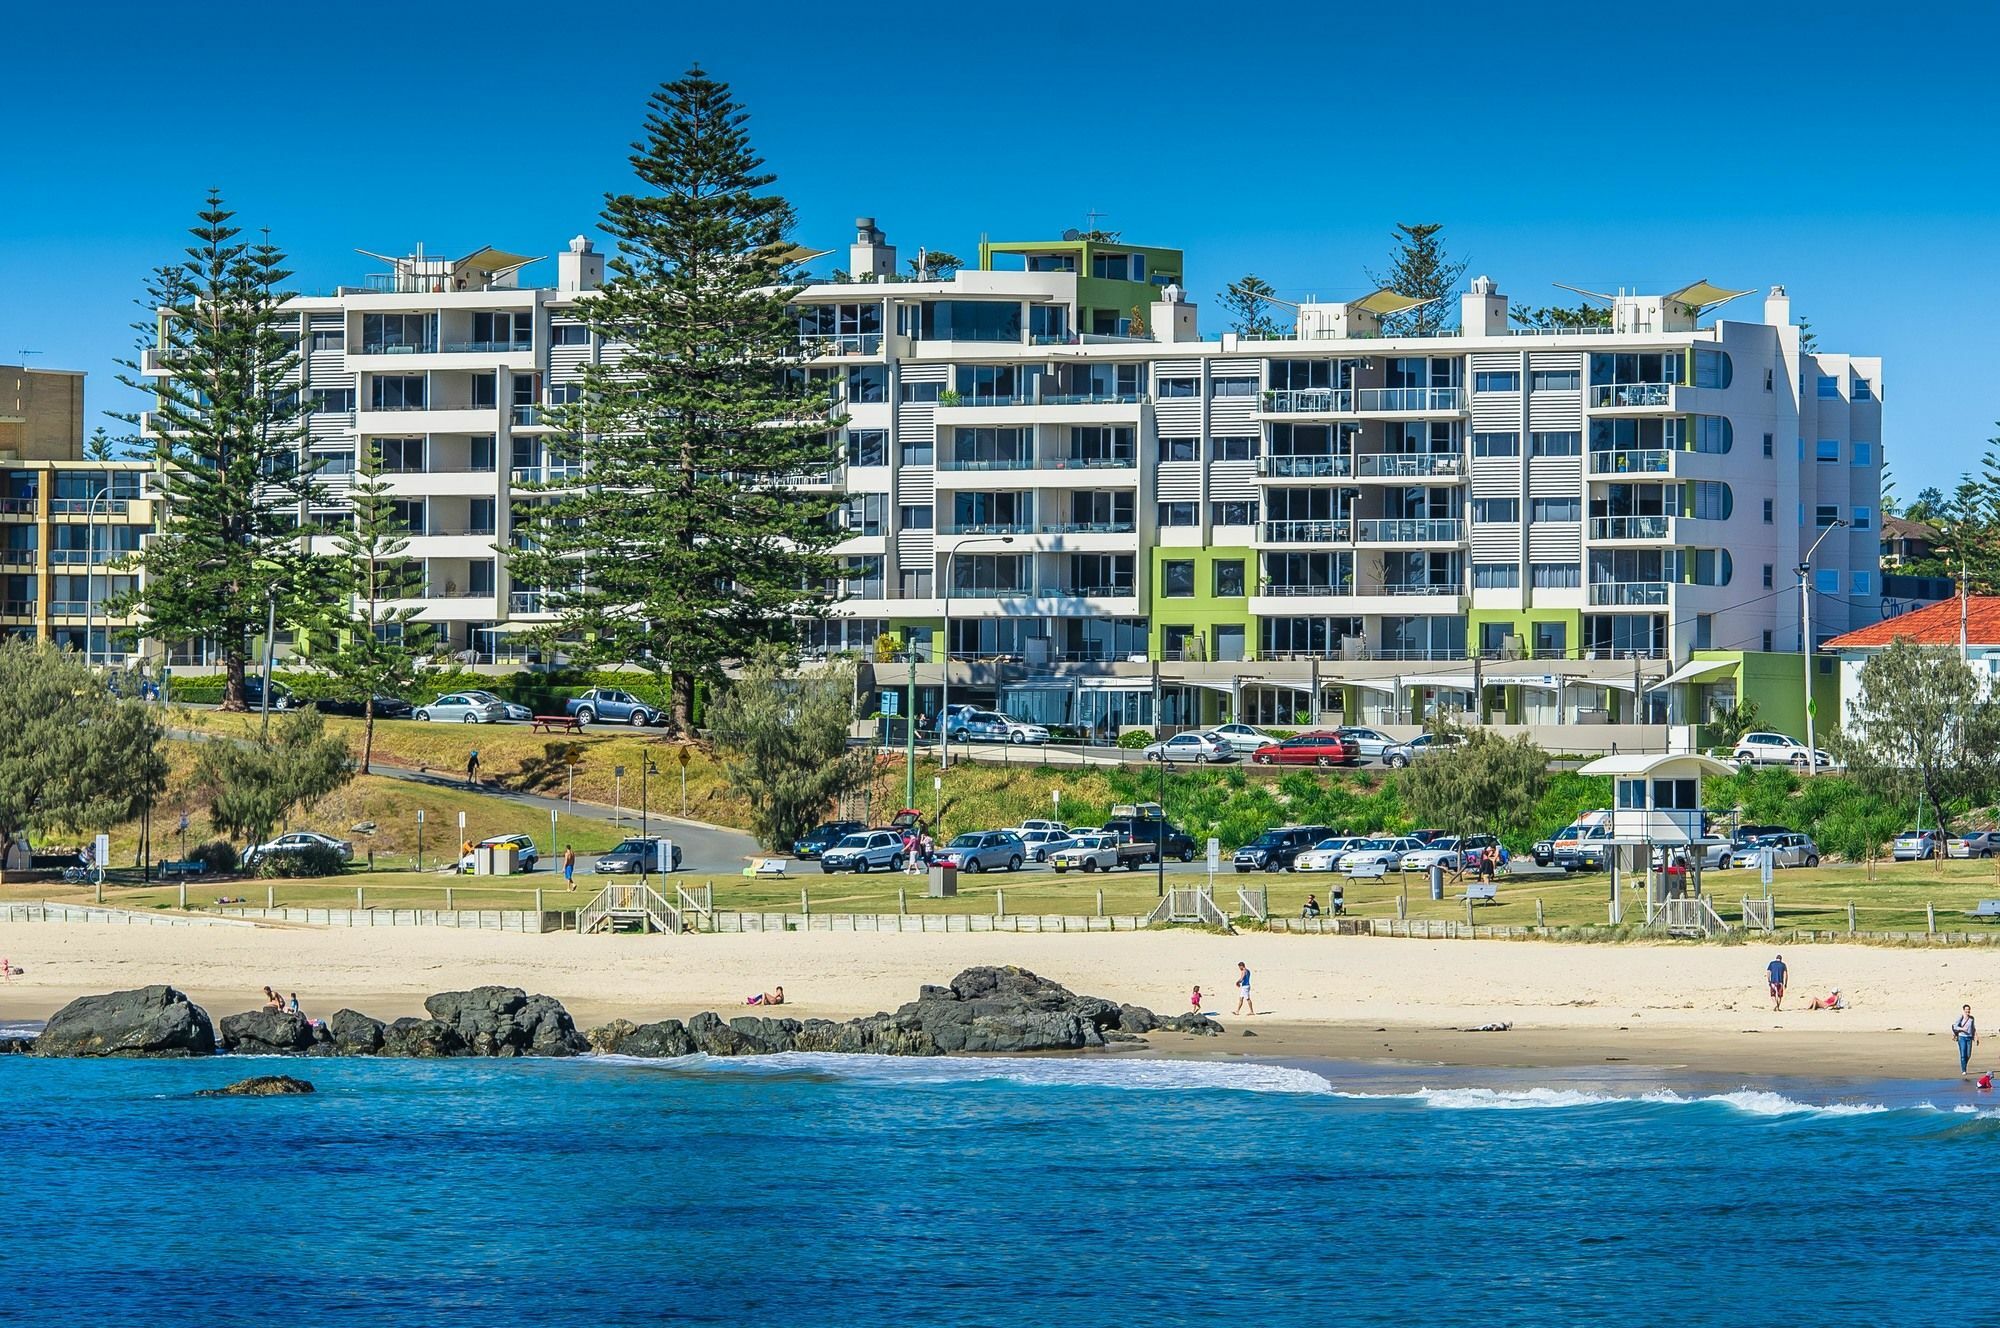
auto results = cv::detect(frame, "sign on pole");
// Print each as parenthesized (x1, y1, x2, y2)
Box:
(94, 833, 111, 869)
(1206, 836, 1220, 886)
(416, 809, 425, 825)
(1761, 846, 1775, 889)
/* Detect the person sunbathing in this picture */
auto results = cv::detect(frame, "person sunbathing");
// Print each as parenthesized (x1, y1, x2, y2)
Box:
(1807, 989, 1847, 1011)
(746, 986, 785, 1006)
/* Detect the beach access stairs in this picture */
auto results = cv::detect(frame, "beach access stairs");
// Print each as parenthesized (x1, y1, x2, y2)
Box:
(1147, 887, 1230, 928)
(1655, 895, 1731, 938)
(579, 883, 713, 935)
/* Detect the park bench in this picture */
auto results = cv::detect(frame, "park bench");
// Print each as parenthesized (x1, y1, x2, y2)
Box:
(1464, 882, 1498, 905)
(1968, 900, 2000, 919)
(160, 859, 207, 877)
(746, 858, 791, 878)
(1347, 860, 1389, 880)
(531, 714, 584, 734)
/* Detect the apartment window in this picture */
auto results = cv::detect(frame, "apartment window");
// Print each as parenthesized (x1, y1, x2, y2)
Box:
(1694, 613, 1713, 650)
(1213, 560, 1246, 597)
(1211, 436, 1258, 461)
(547, 384, 582, 406)
(377, 437, 425, 472)
(1816, 505, 1840, 528)
(1158, 437, 1198, 462)
(1211, 501, 1258, 527)
(1692, 349, 1732, 388)
(1531, 562, 1580, 589)
(361, 312, 433, 354)
(1472, 563, 1519, 588)
(919, 301, 1022, 342)
(846, 430, 888, 467)
(1473, 432, 1520, 458)
(470, 372, 498, 408)
(469, 436, 497, 472)
(551, 323, 590, 346)
(900, 380, 942, 403)
(310, 328, 344, 351)
(898, 505, 932, 530)
(1853, 377, 1873, 401)
(1157, 377, 1199, 398)
(1691, 481, 1732, 521)
(902, 439, 933, 466)
(1530, 431, 1581, 457)
(1472, 498, 1517, 523)
(370, 375, 425, 410)
(1762, 499, 1774, 524)
(1764, 368, 1774, 392)
(1529, 369, 1579, 391)
(1854, 571, 1873, 594)
(1815, 569, 1839, 594)
(846, 365, 888, 404)
(1816, 439, 1839, 462)
(1763, 564, 1774, 588)
(1817, 374, 1839, 399)
(1474, 371, 1520, 393)
(1853, 441, 1873, 465)
(310, 388, 355, 414)
(1210, 377, 1256, 398)
(1530, 497, 1580, 522)
(1162, 560, 1196, 597)
(389, 499, 425, 532)
(1852, 506, 1872, 531)
(1763, 630, 1774, 652)
(1688, 417, 1732, 454)
(1762, 432, 1774, 457)
(471, 311, 533, 350)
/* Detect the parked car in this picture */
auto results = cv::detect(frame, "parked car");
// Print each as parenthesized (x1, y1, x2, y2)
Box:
(1948, 830, 1999, 859)
(1381, 733, 1464, 768)
(1733, 731, 1832, 769)
(239, 676, 293, 710)
(1650, 840, 1731, 870)
(1100, 814, 1197, 862)
(1396, 836, 1465, 872)
(794, 820, 866, 860)
(1050, 833, 1155, 872)
(308, 693, 414, 719)
(459, 833, 541, 873)
(414, 692, 509, 723)
(1455, 834, 1502, 871)
(461, 690, 531, 722)
(935, 830, 1026, 873)
(947, 710, 1050, 745)
(243, 830, 353, 869)
(1143, 732, 1237, 764)
(1016, 828, 1077, 862)
(1292, 836, 1362, 872)
(1730, 832, 1820, 869)
(1335, 726, 1399, 761)
(1553, 824, 1614, 872)
(820, 830, 909, 873)
(1535, 811, 1614, 867)
(1892, 829, 1941, 861)
(566, 687, 663, 727)
(1249, 732, 1358, 767)
(1337, 836, 1427, 873)
(1205, 723, 1279, 755)
(1016, 819, 1070, 836)
(593, 836, 683, 874)
(1232, 825, 1334, 873)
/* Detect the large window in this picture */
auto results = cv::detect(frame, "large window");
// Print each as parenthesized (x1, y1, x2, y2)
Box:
(1162, 560, 1196, 597)
(1531, 497, 1580, 522)
(369, 375, 426, 410)
(1157, 377, 1199, 398)
(1473, 432, 1520, 458)
(470, 311, 533, 350)
(1530, 369, 1580, 391)
(1158, 437, 1198, 462)
(1212, 436, 1257, 461)
(361, 312, 434, 355)
(1532, 562, 1581, 588)
(1472, 563, 1519, 588)
(1210, 377, 1256, 398)
(920, 301, 1022, 342)
(551, 323, 590, 346)
(1473, 371, 1519, 393)
(1688, 417, 1732, 454)
(1692, 348, 1732, 388)
(845, 430, 888, 467)
(1690, 481, 1732, 521)
(1531, 431, 1581, 457)
(1815, 504, 1840, 528)
(1211, 501, 1258, 527)
(1157, 501, 1197, 527)
(1214, 560, 1246, 597)
(1472, 497, 1518, 523)
(1590, 352, 1685, 386)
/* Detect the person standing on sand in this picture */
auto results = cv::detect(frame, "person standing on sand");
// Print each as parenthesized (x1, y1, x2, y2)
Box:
(1954, 1005, 1978, 1074)
(1767, 954, 1788, 1011)
(1233, 962, 1255, 1016)
(562, 845, 576, 887)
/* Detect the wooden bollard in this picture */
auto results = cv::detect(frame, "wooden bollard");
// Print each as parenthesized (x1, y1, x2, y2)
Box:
(445, 886, 454, 910)
(1848, 900, 1856, 934)
(1535, 897, 1545, 929)
(800, 888, 809, 916)
(178, 882, 187, 909)
(534, 888, 543, 912)
(355, 886, 364, 909)
(996, 889, 1005, 918)
(1928, 901, 1936, 934)
(266, 885, 274, 910)
(898, 887, 906, 915)
(1095, 889, 1104, 917)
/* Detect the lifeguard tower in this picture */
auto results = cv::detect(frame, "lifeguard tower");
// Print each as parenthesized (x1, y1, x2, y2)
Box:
(1575, 752, 1737, 936)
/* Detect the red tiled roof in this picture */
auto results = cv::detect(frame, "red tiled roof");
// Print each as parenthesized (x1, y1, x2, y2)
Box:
(1824, 595, 2000, 649)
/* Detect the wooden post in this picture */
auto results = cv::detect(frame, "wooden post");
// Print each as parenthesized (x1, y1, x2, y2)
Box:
(1396, 892, 1407, 920)
(996, 889, 1005, 918)
(1847, 900, 1856, 934)
(445, 886, 454, 910)
(178, 882, 187, 909)
(1928, 901, 1936, 935)
(800, 888, 809, 916)
(1465, 893, 1474, 927)
(1535, 897, 1545, 929)
(534, 888, 543, 912)
(94, 878, 102, 904)
(266, 885, 274, 910)
(898, 887, 906, 915)
(1095, 889, 1104, 917)
(355, 886, 364, 910)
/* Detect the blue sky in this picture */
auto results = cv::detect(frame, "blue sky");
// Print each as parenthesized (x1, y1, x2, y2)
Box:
(3, 0, 1994, 493)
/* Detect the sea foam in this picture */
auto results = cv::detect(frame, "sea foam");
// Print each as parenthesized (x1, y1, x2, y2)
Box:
(602, 1050, 1336, 1096)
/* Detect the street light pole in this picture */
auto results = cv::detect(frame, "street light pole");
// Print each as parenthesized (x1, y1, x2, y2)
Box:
(938, 533, 1016, 773)
(81, 484, 110, 672)
(260, 585, 278, 743)
(1798, 519, 1846, 775)
(905, 649, 917, 809)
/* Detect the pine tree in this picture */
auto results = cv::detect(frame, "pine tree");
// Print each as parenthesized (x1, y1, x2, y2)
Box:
(1218, 275, 1280, 337)
(1366, 223, 1469, 335)
(115, 193, 316, 710)
(506, 68, 842, 732)
(295, 445, 434, 773)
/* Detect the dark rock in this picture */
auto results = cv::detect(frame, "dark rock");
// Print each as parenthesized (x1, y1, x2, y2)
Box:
(829, 1010, 939, 1056)
(424, 986, 586, 1058)
(1241, 1029, 1258, 1038)
(380, 1017, 465, 1058)
(0, 1037, 35, 1055)
(687, 1011, 760, 1056)
(219, 1009, 318, 1055)
(33, 986, 216, 1058)
(1156, 1013, 1224, 1036)
(589, 1018, 698, 1058)
(1116, 1004, 1158, 1034)
(196, 1074, 315, 1097)
(730, 1016, 801, 1053)
(328, 1009, 385, 1055)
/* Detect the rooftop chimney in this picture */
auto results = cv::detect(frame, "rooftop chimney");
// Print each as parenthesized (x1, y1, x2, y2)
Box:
(559, 235, 603, 293)
(849, 217, 896, 281)
(1764, 284, 1792, 328)
(1150, 281, 1197, 343)
(1461, 275, 1508, 337)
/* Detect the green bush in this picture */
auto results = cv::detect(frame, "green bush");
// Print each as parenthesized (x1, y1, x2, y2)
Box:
(251, 842, 348, 878)
(189, 840, 238, 874)
(1115, 729, 1152, 750)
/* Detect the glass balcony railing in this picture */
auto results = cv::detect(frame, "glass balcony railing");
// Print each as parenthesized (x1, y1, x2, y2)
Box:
(1589, 581, 1672, 606)
(509, 465, 585, 485)
(1355, 454, 1463, 478)
(0, 496, 39, 515)
(1258, 519, 1351, 543)
(0, 599, 35, 617)
(49, 498, 131, 515)
(509, 591, 550, 614)
(1589, 516, 1672, 540)
(1260, 388, 1353, 414)
(358, 341, 437, 355)
(940, 521, 1035, 536)
(800, 333, 883, 355)
(1259, 455, 1352, 478)
(937, 455, 1036, 471)
(1041, 520, 1137, 535)
(1355, 386, 1464, 413)
(511, 405, 544, 426)
(1257, 583, 1355, 597)
(1589, 382, 1676, 408)
(1589, 449, 1674, 474)
(441, 340, 533, 354)
(1354, 518, 1466, 543)
(0, 549, 37, 566)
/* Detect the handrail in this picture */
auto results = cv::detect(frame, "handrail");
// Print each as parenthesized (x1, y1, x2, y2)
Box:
(1589, 382, 1677, 408)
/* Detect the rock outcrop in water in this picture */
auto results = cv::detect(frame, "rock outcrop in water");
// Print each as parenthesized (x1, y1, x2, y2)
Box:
(33, 985, 216, 1058)
(196, 1074, 315, 1097)
(30, 971, 1214, 1060)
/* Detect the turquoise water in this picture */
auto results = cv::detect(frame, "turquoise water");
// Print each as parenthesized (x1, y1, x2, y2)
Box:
(3, 1050, 1990, 1326)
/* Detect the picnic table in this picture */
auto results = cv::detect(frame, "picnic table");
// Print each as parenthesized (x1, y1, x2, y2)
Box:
(531, 714, 584, 734)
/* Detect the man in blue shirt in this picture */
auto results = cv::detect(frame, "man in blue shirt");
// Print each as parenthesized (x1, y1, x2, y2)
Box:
(1766, 955, 1788, 1011)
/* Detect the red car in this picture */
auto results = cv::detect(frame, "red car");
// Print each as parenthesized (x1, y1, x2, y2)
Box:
(1250, 731, 1358, 767)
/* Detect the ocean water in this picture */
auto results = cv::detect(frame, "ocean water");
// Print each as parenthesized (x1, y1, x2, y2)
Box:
(2, 1047, 1990, 1327)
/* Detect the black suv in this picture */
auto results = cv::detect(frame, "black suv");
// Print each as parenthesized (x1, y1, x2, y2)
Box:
(1101, 815, 1197, 862)
(1233, 824, 1333, 873)
(794, 820, 866, 860)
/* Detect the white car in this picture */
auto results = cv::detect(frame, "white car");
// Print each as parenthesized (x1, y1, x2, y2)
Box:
(1396, 836, 1464, 871)
(243, 830, 354, 868)
(463, 690, 532, 722)
(1291, 837, 1360, 872)
(1338, 836, 1426, 873)
(1205, 723, 1278, 755)
(1016, 828, 1077, 863)
(1381, 733, 1464, 768)
(459, 833, 541, 873)
(415, 692, 510, 723)
(1335, 727, 1398, 760)
(1143, 732, 1236, 764)
(1732, 731, 1832, 769)
(1016, 819, 1069, 836)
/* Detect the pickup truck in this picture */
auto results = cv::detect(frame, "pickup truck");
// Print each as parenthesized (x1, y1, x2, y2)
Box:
(564, 687, 663, 727)
(1100, 814, 1197, 862)
(1049, 833, 1158, 873)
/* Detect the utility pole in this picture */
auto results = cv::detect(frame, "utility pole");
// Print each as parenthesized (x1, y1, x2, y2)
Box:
(260, 586, 278, 743)
(1799, 519, 1846, 774)
(905, 649, 917, 808)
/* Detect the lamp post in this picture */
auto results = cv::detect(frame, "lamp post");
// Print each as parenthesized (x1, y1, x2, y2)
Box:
(80, 484, 112, 672)
(938, 533, 1016, 773)
(1798, 519, 1846, 775)
(904, 648, 918, 809)
(260, 584, 279, 743)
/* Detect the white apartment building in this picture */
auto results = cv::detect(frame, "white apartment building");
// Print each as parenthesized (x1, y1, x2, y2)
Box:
(140, 221, 1881, 744)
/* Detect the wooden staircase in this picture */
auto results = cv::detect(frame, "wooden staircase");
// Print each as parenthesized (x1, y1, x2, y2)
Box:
(579, 884, 682, 935)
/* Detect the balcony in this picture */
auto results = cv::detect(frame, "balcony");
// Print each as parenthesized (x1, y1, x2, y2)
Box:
(0, 599, 34, 618)
(1589, 516, 1673, 541)
(440, 340, 534, 354)
(1040, 521, 1137, 535)
(937, 454, 1037, 472)
(0, 549, 35, 567)
(1588, 382, 1676, 409)
(1260, 388, 1353, 415)
(49, 498, 131, 516)
(511, 405, 546, 427)
(1589, 581, 1672, 606)
(1258, 582, 1354, 597)
(940, 522, 1036, 536)
(510, 465, 586, 485)
(1259, 455, 1351, 479)
(48, 600, 93, 616)
(1355, 386, 1464, 414)
(800, 333, 883, 356)
(508, 591, 551, 614)
(1259, 519, 1351, 544)
(1589, 449, 1673, 475)
(0, 496, 37, 517)
(1354, 518, 1465, 544)
(425, 525, 497, 538)
(1354, 454, 1463, 479)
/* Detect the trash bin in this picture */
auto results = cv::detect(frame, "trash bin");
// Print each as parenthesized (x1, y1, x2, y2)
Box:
(494, 844, 519, 876)
(927, 864, 958, 898)
(1430, 862, 1444, 901)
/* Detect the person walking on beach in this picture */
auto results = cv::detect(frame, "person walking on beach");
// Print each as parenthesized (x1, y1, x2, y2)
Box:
(1767, 954, 1788, 1011)
(562, 845, 576, 887)
(466, 748, 481, 788)
(1954, 1005, 1978, 1074)
(1233, 962, 1255, 1016)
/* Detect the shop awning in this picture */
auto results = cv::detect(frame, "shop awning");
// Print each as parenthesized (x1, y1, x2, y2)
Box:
(1647, 658, 1739, 690)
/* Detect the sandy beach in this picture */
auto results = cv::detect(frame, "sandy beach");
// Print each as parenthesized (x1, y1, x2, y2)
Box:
(5, 920, 1995, 1079)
